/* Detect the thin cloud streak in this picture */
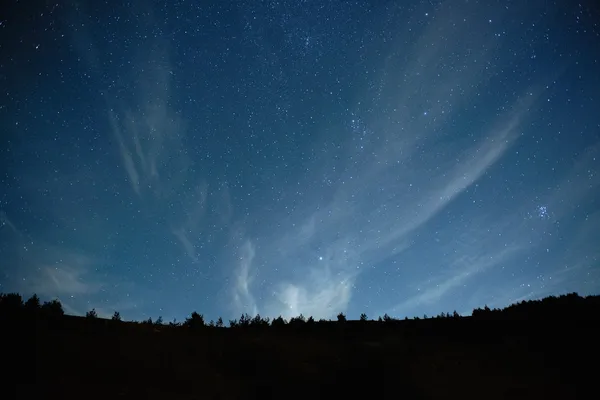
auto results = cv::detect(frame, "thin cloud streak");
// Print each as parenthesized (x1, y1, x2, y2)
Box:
(170, 182, 209, 262)
(0, 210, 19, 234)
(110, 110, 140, 195)
(102, 34, 207, 263)
(172, 228, 198, 263)
(388, 244, 523, 318)
(27, 253, 102, 298)
(233, 240, 258, 316)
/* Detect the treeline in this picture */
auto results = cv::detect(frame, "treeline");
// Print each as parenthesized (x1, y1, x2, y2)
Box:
(0, 293, 64, 319)
(471, 292, 600, 320)
(1, 291, 599, 331)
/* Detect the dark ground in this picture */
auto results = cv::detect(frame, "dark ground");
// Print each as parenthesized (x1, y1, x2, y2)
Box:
(5, 315, 598, 399)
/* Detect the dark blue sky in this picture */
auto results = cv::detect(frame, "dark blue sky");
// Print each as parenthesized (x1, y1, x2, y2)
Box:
(1, 0, 599, 322)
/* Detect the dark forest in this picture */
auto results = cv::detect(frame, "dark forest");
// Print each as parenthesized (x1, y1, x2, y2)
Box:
(2, 292, 599, 399)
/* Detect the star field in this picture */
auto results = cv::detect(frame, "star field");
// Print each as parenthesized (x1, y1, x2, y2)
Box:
(1, 0, 599, 322)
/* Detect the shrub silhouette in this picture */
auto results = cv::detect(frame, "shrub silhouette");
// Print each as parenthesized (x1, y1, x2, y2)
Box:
(112, 311, 122, 321)
(337, 312, 346, 322)
(86, 309, 98, 319)
(360, 313, 368, 322)
(155, 316, 163, 325)
(216, 317, 224, 328)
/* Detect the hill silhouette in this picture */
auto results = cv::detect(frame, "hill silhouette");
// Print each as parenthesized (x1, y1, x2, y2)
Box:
(2, 292, 599, 399)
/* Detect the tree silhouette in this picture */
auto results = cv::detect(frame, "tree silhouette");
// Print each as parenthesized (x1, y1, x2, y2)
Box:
(289, 314, 307, 327)
(25, 294, 41, 311)
(185, 312, 205, 329)
(271, 316, 286, 327)
(238, 313, 251, 327)
(0, 289, 599, 400)
(86, 309, 98, 319)
(0, 293, 23, 316)
(155, 316, 163, 325)
(41, 299, 64, 318)
(251, 314, 270, 327)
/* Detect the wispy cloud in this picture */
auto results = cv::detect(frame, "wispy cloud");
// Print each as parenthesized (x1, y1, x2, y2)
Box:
(422, 142, 599, 315)
(269, 268, 354, 320)
(230, 1, 544, 320)
(250, 89, 533, 319)
(21, 248, 102, 298)
(35, 264, 98, 296)
(232, 240, 258, 316)
(101, 32, 207, 262)
(0, 212, 126, 316)
(107, 73, 186, 199)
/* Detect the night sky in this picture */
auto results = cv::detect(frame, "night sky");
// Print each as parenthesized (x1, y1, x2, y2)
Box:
(1, 0, 599, 323)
